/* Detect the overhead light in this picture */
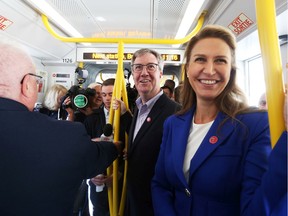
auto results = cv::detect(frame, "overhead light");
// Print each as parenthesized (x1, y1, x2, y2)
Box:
(173, 0, 206, 47)
(25, 0, 89, 44)
(96, 17, 106, 22)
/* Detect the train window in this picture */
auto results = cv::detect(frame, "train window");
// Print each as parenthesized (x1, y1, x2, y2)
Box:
(95, 73, 116, 84)
(246, 56, 266, 107)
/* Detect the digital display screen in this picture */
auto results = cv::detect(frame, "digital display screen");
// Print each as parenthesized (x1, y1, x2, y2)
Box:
(83, 53, 181, 62)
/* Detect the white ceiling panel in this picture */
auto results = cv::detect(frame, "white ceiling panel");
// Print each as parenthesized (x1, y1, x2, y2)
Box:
(0, 0, 286, 62)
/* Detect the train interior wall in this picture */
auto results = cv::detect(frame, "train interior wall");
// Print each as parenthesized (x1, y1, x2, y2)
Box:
(34, 40, 287, 107)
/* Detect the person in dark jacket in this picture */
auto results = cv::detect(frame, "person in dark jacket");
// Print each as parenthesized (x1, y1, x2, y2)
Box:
(124, 48, 181, 216)
(0, 36, 122, 216)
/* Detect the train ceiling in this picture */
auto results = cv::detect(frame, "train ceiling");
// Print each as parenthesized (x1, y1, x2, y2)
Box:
(0, 0, 287, 61)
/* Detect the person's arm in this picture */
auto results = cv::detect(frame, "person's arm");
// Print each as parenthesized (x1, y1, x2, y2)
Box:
(242, 93, 288, 215)
(66, 110, 75, 121)
(62, 96, 75, 121)
(244, 130, 287, 216)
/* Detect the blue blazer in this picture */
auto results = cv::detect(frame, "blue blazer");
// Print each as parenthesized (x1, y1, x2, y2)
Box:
(152, 108, 286, 216)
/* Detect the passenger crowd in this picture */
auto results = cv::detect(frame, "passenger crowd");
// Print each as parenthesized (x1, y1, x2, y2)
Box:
(0, 24, 286, 216)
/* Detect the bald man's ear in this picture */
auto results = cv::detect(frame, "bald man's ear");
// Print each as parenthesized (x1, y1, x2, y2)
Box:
(21, 76, 34, 98)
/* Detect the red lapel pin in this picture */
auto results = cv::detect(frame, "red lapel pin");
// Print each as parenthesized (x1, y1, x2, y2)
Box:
(209, 136, 218, 144)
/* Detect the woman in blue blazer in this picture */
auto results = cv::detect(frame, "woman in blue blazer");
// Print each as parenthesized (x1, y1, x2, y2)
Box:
(151, 25, 287, 216)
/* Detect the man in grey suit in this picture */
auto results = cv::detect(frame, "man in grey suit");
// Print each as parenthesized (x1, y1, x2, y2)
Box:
(0, 37, 121, 216)
(125, 48, 181, 216)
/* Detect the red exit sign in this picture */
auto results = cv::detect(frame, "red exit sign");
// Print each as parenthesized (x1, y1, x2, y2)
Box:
(228, 13, 254, 35)
(0, 15, 13, 31)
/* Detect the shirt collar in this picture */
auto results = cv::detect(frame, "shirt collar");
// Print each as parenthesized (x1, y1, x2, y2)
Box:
(104, 107, 109, 116)
(136, 90, 163, 110)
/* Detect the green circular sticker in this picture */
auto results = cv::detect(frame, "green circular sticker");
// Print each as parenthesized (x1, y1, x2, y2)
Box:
(74, 94, 88, 109)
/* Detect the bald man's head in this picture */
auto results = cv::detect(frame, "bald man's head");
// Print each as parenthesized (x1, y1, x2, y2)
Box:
(0, 37, 37, 110)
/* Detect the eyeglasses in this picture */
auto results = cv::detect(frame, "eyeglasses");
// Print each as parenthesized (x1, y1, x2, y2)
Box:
(131, 63, 159, 73)
(20, 73, 43, 85)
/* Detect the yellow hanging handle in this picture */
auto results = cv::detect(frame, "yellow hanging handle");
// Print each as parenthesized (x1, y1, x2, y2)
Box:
(255, 0, 285, 148)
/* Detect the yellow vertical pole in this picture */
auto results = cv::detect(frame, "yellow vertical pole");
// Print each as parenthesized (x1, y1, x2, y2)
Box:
(121, 76, 129, 110)
(111, 41, 125, 216)
(118, 75, 130, 216)
(107, 78, 117, 215)
(255, 0, 285, 147)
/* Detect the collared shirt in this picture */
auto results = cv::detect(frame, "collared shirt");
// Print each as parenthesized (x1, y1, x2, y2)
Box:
(104, 107, 109, 123)
(133, 90, 163, 141)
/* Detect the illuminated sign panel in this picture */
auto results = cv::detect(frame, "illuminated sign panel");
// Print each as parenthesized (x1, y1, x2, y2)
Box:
(161, 54, 181, 62)
(83, 52, 181, 62)
(83, 53, 134, 60)
(77, 48, 184, 63)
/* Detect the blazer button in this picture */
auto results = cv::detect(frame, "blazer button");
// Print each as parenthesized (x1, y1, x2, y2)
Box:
(185, 188, 191, 197)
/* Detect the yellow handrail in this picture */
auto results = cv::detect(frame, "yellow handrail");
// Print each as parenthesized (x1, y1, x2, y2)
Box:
(41, 11, 206, 216)
(41, 11, 206, 45)
(40, 1, 287, 213)
(255, 0, 285, 147)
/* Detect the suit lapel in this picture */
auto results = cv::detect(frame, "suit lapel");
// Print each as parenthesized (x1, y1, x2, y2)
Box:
(189, 112, 234, 178)
(100, 108, 106, 128)
(172, 110, 194, 186)
(128, 108, 138, 151)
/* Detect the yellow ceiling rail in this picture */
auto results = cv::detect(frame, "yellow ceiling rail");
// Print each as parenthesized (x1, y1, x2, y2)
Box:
(41, 10, 207, 216)
(41, 11, 206, 45)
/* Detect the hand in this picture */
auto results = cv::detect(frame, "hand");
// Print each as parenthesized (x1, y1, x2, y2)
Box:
(123, 149, 128, 160)
(92, 138, 123, 155)
(112, 98, 127, 115)
(63, 97, 73, 113)
(92, 171, 122, 188)
(91, 174, 107, 186)
(104, 172, 123, 188)
(63, 97, 75, 121)
(91, 137, 101, 142)
(103, 175, 113, 188)
(113, 141, 124, 155)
